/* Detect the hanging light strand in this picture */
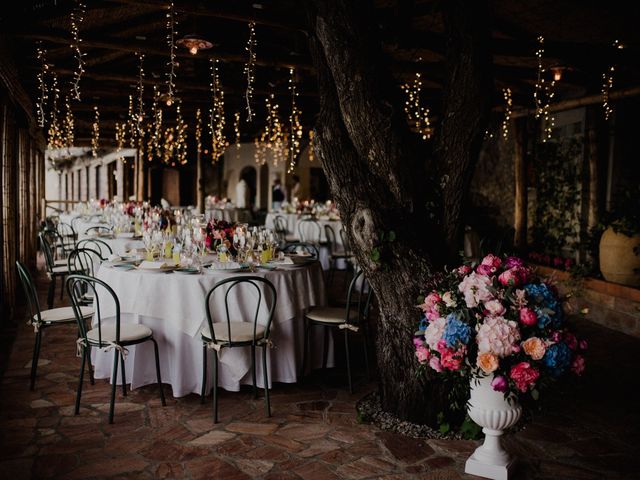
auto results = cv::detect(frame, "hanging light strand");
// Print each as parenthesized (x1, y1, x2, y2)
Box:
(233, 111, 241, 149)
(91, 106, 100, 158)
(501, 88, 512, 139)
(243, 21, 257, 122)
(195, 108, 202, 155)
(601, 40, 622, 121)
(287, 68, 303, 173)
(136, 52, 145, 135)
(308, 129, 315, 162)
(175, 101, 188, 165)
(69, 1, 86, 101)
(401, 72, 432, 140)
(115, 122, 126, 161)
(36, 46, 49, 128)
(256, 93, 285, 166)
(47, 73, 64, 149)
(165, 1, 178, 105)
(533, 36, 555, 141)
(209, 59, 227, 162)
(127, 94, 136, 147)
(63, 96, 74, 148)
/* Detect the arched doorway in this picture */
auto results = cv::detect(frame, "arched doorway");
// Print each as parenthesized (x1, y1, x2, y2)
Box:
(239, 166, 257, 209)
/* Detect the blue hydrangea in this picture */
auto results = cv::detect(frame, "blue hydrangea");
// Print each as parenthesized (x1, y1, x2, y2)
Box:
(418, 314, 428, 332)
(527, 283, 564, 329)
(442, 313, 471, 348)
(525, 283, 555, 305)
(543, 342, 572, 376)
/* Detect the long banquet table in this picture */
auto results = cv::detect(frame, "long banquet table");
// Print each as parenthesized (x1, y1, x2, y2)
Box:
(92, 260, 331, 397)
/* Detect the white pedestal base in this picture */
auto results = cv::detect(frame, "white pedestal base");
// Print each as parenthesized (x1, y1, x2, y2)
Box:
(465, 454, 516, 480)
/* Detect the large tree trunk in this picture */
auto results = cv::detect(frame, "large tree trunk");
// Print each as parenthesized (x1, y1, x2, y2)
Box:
(307, 0, 491, 424)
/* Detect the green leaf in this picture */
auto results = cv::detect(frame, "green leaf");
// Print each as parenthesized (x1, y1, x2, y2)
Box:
(531, 389, 540, 401)
(460, 415, 483, 439)
(370, 247, 381, 263)
(388, 230, 396, 242)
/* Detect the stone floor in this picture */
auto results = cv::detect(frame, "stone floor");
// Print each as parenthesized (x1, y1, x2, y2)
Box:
(0, 262, 639, 479)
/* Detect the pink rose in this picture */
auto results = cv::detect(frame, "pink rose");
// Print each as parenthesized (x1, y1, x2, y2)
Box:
(458, 265, 472, 275)
(440, 347, 465, 371)
(551, 331, 562, 342)
(519, 307, 537, 326)
(484, 299, 506, 317)
(481, 254, 502, 269)
(429, 356, 443, 372)
(419, 291, 441, 321)
(505, 256, 525, 269)
(579, 339, 588, 350)
(499, 267, 528, 287)
(491, 375, 508, 392)
(571, 354, 586, 375)
(476, 264, 495, 276)
(509, 362, 540, 393)
(564, 332, 578, 350)
(413, 337, 424, 348)
(415, 346, 430, 364)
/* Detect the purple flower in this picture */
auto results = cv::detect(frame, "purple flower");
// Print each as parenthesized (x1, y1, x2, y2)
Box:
(491, 375, 508, 392)
(505, 256, 525, 269)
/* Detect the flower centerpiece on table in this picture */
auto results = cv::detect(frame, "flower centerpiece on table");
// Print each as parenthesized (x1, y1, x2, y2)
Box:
(413, 254, 587, 416)
(204, 219, 237, 253)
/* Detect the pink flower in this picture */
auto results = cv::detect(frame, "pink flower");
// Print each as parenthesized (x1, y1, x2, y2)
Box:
(429, 356, 443, 372)
(458, 272, 494, 308)
(476, 264, 495, 276)
(522, 337, 546, 360)
(484, 299, 506, 317)
(204, 235, 212, 249)
(551, 331, 563, 342)
(423, 317, 447, 350)
(419, 292, 441, 321)
(510, 362, 540, 392)
(519, 307, 537, 326)
(564, 258, 573, 270)
(438, 340, 466, 371)
(415, 346, 430, 364)
(476, 316, 521, 357)
(412, 337, 424, 348)
(481, 254, 502, 269)
(553, 257, 564, 268)
(579, 339, 588, 350)
(457, 265, 472, 275)
(491, 375, 508, 392)
(498, 267, 528, 287)
(571, 354, 586, 375)
(564, 332, 578, 350)
(505, 256, 525, 269)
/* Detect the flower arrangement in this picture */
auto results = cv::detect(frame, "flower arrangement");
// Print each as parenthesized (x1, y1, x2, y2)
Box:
(413, 254, 587, 408)
(527, 251, 573, 271)
(204, 219, 236, 253)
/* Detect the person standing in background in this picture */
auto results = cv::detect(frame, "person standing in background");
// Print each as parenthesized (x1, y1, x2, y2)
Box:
(235, 174, 250, 209)
(272, 178, 285, 211)
(290, 174, 301, 203)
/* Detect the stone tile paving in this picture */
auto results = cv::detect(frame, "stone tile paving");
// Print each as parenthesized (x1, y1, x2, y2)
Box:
(0, 264, 638, 479)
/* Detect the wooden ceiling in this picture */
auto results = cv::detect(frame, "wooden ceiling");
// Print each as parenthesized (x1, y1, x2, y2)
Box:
(3, 0, 639, 146)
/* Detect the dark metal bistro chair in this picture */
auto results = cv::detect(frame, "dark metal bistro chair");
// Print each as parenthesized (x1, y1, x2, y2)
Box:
(301, 268, 373, 393)
(66, 274, 166, 424)
(200, 276, 277, 423)
(296, 218, 322, 244)
(76, 238, 113, 260)
(84, 225, 113, 237)
(68, 248, 104, 305)
(39, 232, 82, 309)
(16, 261, 93, 390)
(324, 225, 351, 288)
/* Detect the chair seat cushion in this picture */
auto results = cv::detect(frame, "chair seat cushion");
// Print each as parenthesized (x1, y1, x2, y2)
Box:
(87, 324, 153, 344)
(305, 307, 359, 324)
(37, 306, 93, 323)
(201, 322, 266, 343)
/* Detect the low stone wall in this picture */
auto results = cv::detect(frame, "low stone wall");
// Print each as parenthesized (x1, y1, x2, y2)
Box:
(536, 265, 640, 338)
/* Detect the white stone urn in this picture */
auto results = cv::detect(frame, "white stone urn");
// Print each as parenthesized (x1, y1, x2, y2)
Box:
(465, 374, 522, 480)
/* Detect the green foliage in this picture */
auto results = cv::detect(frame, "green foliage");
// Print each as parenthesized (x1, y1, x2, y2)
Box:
(436, 412, 450, 434)
(369, 230, 397, 269)
(460, 415, 483, 439)
(601, 184, 640, 237)
(531, 138, 583, 258)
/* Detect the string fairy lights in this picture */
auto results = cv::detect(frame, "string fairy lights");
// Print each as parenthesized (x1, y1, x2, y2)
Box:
(209, 59, 227, 162)
(233, 111, 241, 149)
(308, 130, 314, 162)
(63, 96, 74, 148)
(401, 72, 432, 140)
(47, 73, 64, 149)
(601, 40, 622, 121)
(501, 88, 512, 139)
(69, 1, 86, 101)
(195, 108, 202, 155)
(148, 86, 163, 161)
(115, 122, 126, 162)
(533, 36, 556, 142)
(244, 21, 257, 122)
(165, 1, 178, 106)
(91, 106, 100, 158)
(36, 45, 49, 128)
(136, 52, 145, 135)
(287, 68, 303, 173)
(255, 93, 286, 166)
(174, 101, 188, 165)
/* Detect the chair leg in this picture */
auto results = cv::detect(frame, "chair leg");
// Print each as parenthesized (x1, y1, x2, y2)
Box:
(251, 345, 257, 399)
(200, 344, 207, 403)
(109, 349, 119, 424)
(344, 329, 353, 394)
(75, 346, 86, 415)
(120, 351, 127, 397)
(262, 346, 271, 417)
(85, 346, 95, 385)
(151, 338, 166, 406)
(59, 275, 65, 300)
(47, 278, 55, 310)
(30, 330, 42, 390)
(300, 317, 310, 379)
(322, 326, 329, 370)
(212, 350, 219, 423)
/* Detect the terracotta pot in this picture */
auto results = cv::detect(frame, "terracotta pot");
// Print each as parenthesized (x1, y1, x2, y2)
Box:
(599, 227, 640, 287)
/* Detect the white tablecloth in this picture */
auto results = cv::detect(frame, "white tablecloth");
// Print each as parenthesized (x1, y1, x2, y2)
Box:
(93, 261, 330, 397)
(205, 207, 239, 223)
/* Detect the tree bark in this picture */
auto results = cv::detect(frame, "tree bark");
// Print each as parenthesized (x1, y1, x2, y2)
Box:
(307, 0, 491, 424)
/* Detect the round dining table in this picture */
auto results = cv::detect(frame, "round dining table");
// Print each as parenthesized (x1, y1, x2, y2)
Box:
(92, 260, 331, 397)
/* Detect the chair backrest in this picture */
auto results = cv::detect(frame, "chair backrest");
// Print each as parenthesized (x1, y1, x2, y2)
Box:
(344, 269, 374, 326)
(204, 276, 277, 345)
(297, 219, 321, 243)
(57, 222, 77, 245)
(68, 247, 102, 277)
(38, 232, 56, 272)
(282, 242, 319, 259)
(16, 261, 42, 323)
(76, 238, 113, 259)
(324, 224, 338, 255)
(84, 225, 112, 236)
(273, 215, 287, 234)
(66, 274, 120, 345)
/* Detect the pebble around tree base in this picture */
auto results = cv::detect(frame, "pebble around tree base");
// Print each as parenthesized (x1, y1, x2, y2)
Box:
(356, 391, 463, 440)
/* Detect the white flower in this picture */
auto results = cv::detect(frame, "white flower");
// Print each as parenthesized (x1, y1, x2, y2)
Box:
(484, 299, 506, 317)
(442, 291, 457, 308)
(423, 317, 447, 350)
(458, 272, 494, 308)
(476, 316, 521, 357)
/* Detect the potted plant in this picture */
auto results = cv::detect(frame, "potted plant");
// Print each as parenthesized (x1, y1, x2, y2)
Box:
(413, 254, 587, 479)
(599, 185, 640, 287)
